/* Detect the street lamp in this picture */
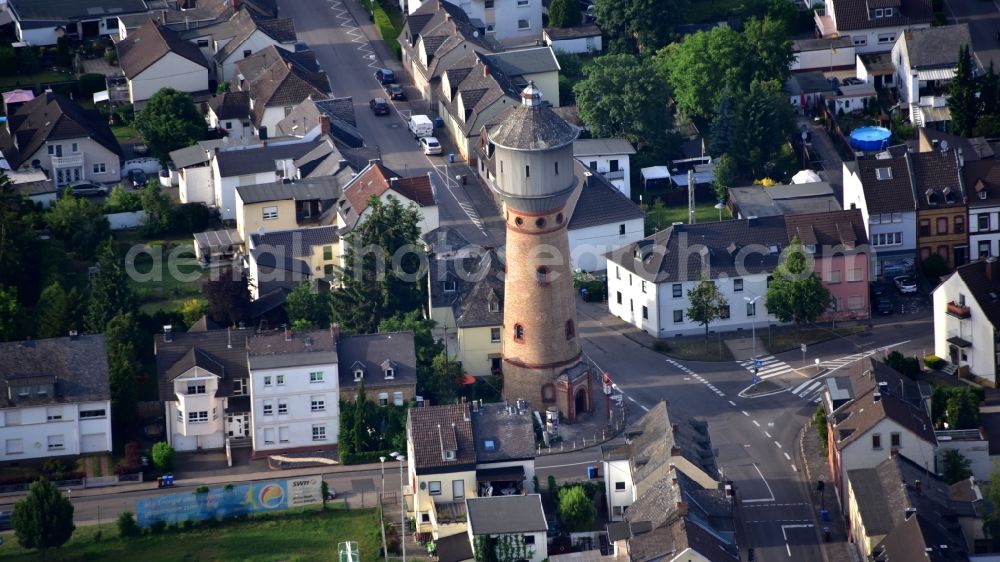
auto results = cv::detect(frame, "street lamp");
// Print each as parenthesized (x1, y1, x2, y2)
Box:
(390, 452, 407, 562)
(714, 201, 725, 222)
(744, 295, 763, 375)
(379, 456, 388, 559)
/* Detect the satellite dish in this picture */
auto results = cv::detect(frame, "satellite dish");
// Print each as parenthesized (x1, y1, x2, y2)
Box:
(940, 140, 949, 151)
(473, 30, 479, 37)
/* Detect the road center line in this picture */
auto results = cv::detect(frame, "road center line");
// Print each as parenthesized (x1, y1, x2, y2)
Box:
(728, 400, 736, 406)
(742, 411, 750, 417)
(784, 452, 791, 460)
(775, 441, 783, 449)
(752, 420, 760, 427)
(764, 431, 772, 438)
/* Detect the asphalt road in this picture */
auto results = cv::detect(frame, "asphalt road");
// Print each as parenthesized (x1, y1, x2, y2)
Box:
(943, 0, 1000, 71)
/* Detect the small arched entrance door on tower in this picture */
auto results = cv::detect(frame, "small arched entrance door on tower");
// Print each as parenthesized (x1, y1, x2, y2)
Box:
(575, 388, 589, 416)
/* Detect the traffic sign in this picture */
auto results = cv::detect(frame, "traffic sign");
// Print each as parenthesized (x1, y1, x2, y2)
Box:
(751, 374, 760, 384)
(754, 358, 763, 369)
(801, 343, 807, 353)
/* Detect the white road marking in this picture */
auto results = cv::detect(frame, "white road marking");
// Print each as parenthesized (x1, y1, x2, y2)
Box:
(752, 420, 760, 427)
(775, 441, 782, 449)
(764, 431, 772, 438)
(742, 411, 750, 417)
(781, 524, 815, 557)
(784, 452, 791, 460)
(728, 400, 736, 406)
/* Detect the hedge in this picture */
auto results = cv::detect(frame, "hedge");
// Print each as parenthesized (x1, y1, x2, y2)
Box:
(373, 7, 401, 60)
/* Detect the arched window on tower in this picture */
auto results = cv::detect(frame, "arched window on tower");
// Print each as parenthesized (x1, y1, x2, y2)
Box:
(514, 323, 524, 342)
(536, 266, 549, 285)
(565, 320, 575, 340)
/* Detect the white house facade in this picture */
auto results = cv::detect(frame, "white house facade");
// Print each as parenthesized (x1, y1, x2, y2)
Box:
(932, 259, 1000, 386)
(573, 138, 636, 198)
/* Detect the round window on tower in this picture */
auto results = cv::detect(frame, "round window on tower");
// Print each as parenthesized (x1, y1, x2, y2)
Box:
(514, 216, 524, 226)
(536, 217, 546, 228)
(556, 213, 564, 224)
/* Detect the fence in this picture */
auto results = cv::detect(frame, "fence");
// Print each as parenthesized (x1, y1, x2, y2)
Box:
(0, 473, 141, 494)
(105, 210, 147, 230)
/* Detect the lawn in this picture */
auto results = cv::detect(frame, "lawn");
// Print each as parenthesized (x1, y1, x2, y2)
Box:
(766, 324, 867, 354)
(117, 233, 207, 314)
(644, 201, 732, 234)
(0, 70, 74, 89)
(0, 507, 381, 561)
(111, 125, 140, 144)
(650, 323, 867, 362)
(652, 335, 735, 362)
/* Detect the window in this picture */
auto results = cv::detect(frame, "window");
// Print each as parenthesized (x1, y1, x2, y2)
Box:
(187, 383, 206, 395)
(890, 432, 901, 448)
(71, 142, 78, 153)
(47, 435, 64, 451)
(311, 396, 326, 412)
(919, 220, 931, 236)
(673, 310, 683, 323)
(720, 305, 730, 319)
(613, 506, 624, 517)
(874, 8, 883, 17)
(672, 284, 682, 298)
(872, 433, 882, 449)
(80, 408, 106, 418)
(354, 369, 365, 381)
(442, 280, 456, 292)
(848, 268, 863, 282)
(525, 165, 530, 178)
(263, 428, 275, 445)
(429, 481, 442, 495)
(46, 407, 62, 421)
(877, 33, 896, 44)
(393, 392, 404, 406)
(488, 300, 500, 313)
(197, 38, 209, 47)
(225, 121, 233, 130)
(979, 214, 991, 231)
(188, 411, 209, 423)
(264, 376, 272, 387)
(485, 0, 493, 7)
(514, 323, 525, 342)
(616, 267, 621, 280)
(276, 375, 285, 386)
(628, 274, 632, 286)
(884, 7, 893, 16)
(566, 320, 575, 339)
(517, 19, 530, 29)
(243, 49, 252, 57)
(746, 301, 756, 317)
(641, 281, 647, 294)
(619, 224, 626, 236)
(642, 306, 648, 320)
(554, 162, 559, 175)
(853, 36, 867, 47)
(937, 217, 948, 234)
(279, 426, 290, 443)
(517, 0, 529, 4)
(827, 270, 841, 283)
(483, 439, 496, 451)
(616, 291, 622, 305)
(323, 246, 333, 260)
(537, 266, 549, 284)
(262, 206, 278, 220)
(734, 278, 743, 292)
(278, 399, 288, 415)
(873, 232, 902, 246)
(312, 424, 327, 441)
(263, 401, 274, 416)
(848, 296, 864, 310)
(490, 327, 501, 343)
(615, 481, 626, 491)
(233, 379, 247, 395)
(47, 145, 55, 155)
(5, 439, 22, 455)
(955, 216, 965, 234)
(310, 371, 324, 383)
(378, 392, 389, 406)
(453, 480, 465, 499)
(523, 535, 536, 545)
(980, 240, 992, 258)
(92, 163, 106, 174)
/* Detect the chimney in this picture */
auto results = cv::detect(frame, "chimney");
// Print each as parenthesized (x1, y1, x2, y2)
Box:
(284, 325, 292, 342)
(390, 177, 400, 189)
(483, 63, 490, 78)
(874, 392, 881, 403)
(676, 502, 688, 517)
(232, 0, 242, 11)
(905, 507, 916, 520)
(318, 114, 331, 137)
(330, 323, 342, 342)
(889, 447, 898, 458)
(670, 446, 681, 456)
(163, 325, 173, 343)
(915, 479, 922, 495)
(671, 422, 679, 434)
(68, 330, 78, 341)
(986, 257, 1000, 283)
(227, 327, 232, 349)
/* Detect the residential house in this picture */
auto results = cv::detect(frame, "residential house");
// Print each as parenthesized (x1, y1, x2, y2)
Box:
(337, 331, 418, 404)
(115, 21, 211, 105)
(155, 323, 253, 452)
(0, 91, 123, 188)
(827, 82, 878, 114)
(406, 0, 543, 46)
(466, 495, 548, 562)
(275, 96, 365, 148)
(932, 257, 1000, 386)
(246, 225, 341, 298)
(847, 454, 978, 559)
(406, 402, 536, 539)
(963, 160, 1000, 259)
(891, 24, 973, 128)
(9, 172, 57, 207)
(246, 328, 340, 457)
(181, 7, 297, 83)
(857, 52, 897, 89)
(542, 25, 603, 55)
(814, 0, 932, 54)
(8, 0, 149, 45)
(428, 246, 505, 377)
(573, 138, 636, 198)
(399, 0, 500, 104)
(600, 401, 720, 523)
(919, 128, 996, 162)
(785, 72, 836, 114)
(604, 217, 790, 337)
(234, 174, 348, 242)
(826, 380, 938, 503)
(207, 91, 253, 140)
(785, 210, 871, 322)
(792, 36, 855, 72)
(842, 153, 918, 278)
(872, 511, 971, 561)
(334, 159, 440, 235)
(911, 149, 969, 269)
(727, 181, 841, 219)
(821, 357, 932, 418)
(0, 335, 112, 461)
(233, 46, 330, 137)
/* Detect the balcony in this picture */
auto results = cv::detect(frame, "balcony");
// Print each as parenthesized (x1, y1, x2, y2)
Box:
(947, 330, 972, 348)
(947, 302, 971, 319)
(601, 169, 625, 181)
(50, 154, 84, 168)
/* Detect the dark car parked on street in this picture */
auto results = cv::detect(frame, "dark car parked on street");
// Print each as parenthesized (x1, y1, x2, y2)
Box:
(374, 68, 395, 85)
(384, 83, 405, 100)
(370, 97, 391, 115)
(875, 297, 893, 315)
(130, 169, 147, 189)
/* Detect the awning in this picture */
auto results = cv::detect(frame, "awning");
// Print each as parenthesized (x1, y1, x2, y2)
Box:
(916, 68, 956, 81)
(194, 229, 243, 251)
(476, 465, 525, 482)
(92, 90, 109, 103)
(947, 336, 972, 348)
(640, 166, 670, 181)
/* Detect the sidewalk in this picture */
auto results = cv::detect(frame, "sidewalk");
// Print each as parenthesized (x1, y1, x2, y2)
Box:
(799, 115, 845, 199)
(797, 423, 859, 562)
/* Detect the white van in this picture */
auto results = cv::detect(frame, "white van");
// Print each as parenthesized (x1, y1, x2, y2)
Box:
(408, 114, 434, 138)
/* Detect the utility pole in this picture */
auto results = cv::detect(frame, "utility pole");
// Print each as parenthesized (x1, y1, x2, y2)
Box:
(687, 169, 696, 224)
(379, 457, 388, 559)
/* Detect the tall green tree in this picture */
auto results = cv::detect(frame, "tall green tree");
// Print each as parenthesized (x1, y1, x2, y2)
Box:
(941, 449, 973, 484)
(765, 236, 832, 331)
(741, 17, 793, 86)
(0, 170, 42, 299)
(180, 299, 209, 327)
(134, 88, 207, 162)
(45, 193, 110, 259)
(35, 282, 83, 339)
(330, 196, 426, 334)
(86, 239, 136, 333)
(980, 62, 999, 116)
(105, 312, 140, 427)
(949, 44, 978, 137)
(573, 54, 673, 148)
(547, 0, 580, 28)
(203, 267, 251, 327)
(380, 310, 445, 398)
(0, 285, 19, 341)
(945, 387, 980, 430)
(140, 184, 175, 236)
(426, 352, 462, 405)
(708, 90, 738, 157)
(557, 486, 597, 532)
(686, 279, 728, 340)
(985, 461, 1000, 547)
(593, 0, 687, 53)
(286, 281, 333, 330)
(655, 27, 744, 120)
(731, 79, 795, 179)
(712, 154, 739, 202)
(11, 479, 75, 559)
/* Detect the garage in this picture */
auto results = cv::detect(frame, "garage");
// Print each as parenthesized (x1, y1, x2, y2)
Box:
(80, 433, 107, 453)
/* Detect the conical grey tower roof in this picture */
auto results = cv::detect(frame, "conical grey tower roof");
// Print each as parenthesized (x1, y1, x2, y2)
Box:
(488, 81, 578, 151)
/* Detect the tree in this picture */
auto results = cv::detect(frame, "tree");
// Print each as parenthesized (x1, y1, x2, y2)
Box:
(687, 279, 728, 340)
(574, 54, 673, 148)
(730, 79, 795, 178)
(116, 512, 141, 538)
(286, 281, 333, 330)
(16, 47, 40, 75)
(712, 154, 738, 202)
(985, 461, 1000, 546)
(35, 282, 82, 339)
(975, 114, 1000, 138)
(741, 17, 793, 86)
(547, 0, 580, 28)
(103, 185, 143, 214)
(655, 27, 743, 120)
(134, 89, 207, 162)
(0, 46, 16, 76)
(883, 350, 921, 378)
(557, 486, 596, 532)
(941, 448, 973, 484)
(812, 406, 828, 448)
(330, 196, 426, 334)
(180, 299, 210, 327)
(151, 441, 175, 472)
(45, 193, 110, 259)
(949, 44, 978, 137)
(708, 90, 738, 157)
(86, 239, 136, 333)
(945, 387, 980, 430)
(0, 171, 42, 301)
(980, 62, 999, 116)
(765, 236, 832, 331)
(425, 353, 462, 405)
(12, 479, 75, 559)
(0, 285, 19, 341)
(203, 267, 251, 327)
(140, 184, 175, 236)
(105, 313, 140, 427)
(593, 0, 687, 53)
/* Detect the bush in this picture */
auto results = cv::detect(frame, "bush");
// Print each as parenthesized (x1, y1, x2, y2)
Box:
(195, 485, 210, 494)
(151, 441, 175, 472)
(373, 8, 400, 60)
(924, 355, 944, 370)
(813, 406, 828, 448)
(78, 74, 107, 98)
(117, 511, 141, 538)
(103, 185, 143, 213)
(104, 48, 117, 65)
(172, 203, 210, 234)
(149, 520, 167, 534)
(922, 254, 949, 278)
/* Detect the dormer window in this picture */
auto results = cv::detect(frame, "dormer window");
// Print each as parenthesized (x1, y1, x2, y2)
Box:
(384, 368, 394, 379)
(354, 368, 365, 381)
(381, 359, 397, 380)
(444, 449, 456, 460)
(926, 189, 936, 205)
(875, 167, 892, 180)
(884, 7, 893, 16)
(874, 8, 883, 17)
(443, 280, 456, 292)
(488, 300, 500, 313)
(806, 244, 817, 254)
(981, 191, 989, 200)
(483, 439, 496, 451)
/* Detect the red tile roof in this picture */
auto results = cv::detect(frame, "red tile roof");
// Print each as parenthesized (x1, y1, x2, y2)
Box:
(343, 161, 435, 214)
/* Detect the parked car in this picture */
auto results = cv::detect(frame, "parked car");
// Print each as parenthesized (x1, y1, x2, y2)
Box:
(875, 297, 893, 315)
(67, 183, 108, 197)
(841, 77, 864, 86)
(374, 68, 395, 85)
(0, 511, 10, 531)
(870, 281, 887, 298)
(420, 136, 443, 155)
(384, 83, 405, 100)
(370, 97, 390, 115)
(408, 114, 434, 138)
(130, 169, 148, 188)
(894, 275, 917, 294)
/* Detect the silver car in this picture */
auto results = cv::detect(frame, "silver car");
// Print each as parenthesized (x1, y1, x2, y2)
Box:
(893, 275, 917, 294)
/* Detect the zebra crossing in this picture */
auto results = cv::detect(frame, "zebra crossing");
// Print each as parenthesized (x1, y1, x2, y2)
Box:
(737, 355, 797, 381)
(457, 200, 484, 230)
(818, 351, 875, 370)
(789, 378, 825, 404)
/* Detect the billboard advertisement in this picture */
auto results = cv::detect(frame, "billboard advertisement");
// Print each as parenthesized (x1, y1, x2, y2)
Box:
(136, 477, 323, 527)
